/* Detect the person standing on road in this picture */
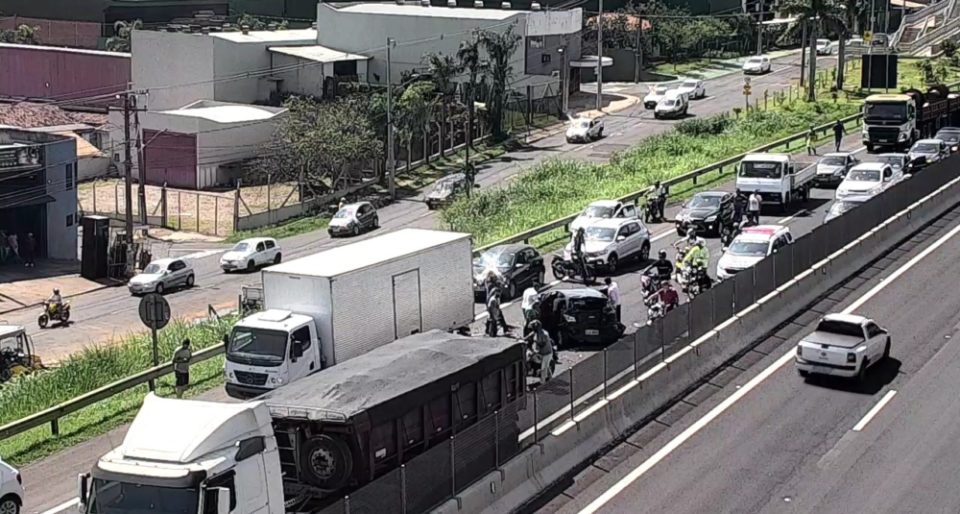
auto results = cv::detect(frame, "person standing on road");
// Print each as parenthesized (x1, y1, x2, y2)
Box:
(654, 181, 668, 220)
(6, 233, 18, 263)
(747, 191, 762, 225)
(832, 119, 845, 152)
(806, 125, 817, 155)
(173, 339, 192, 398)
(22, 232, 36, 268)
(486, 291, 510, 336)
(521, 286, 539, 325)
(604, 277, 621, 322)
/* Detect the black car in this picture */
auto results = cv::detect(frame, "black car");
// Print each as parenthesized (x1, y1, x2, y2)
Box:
(533, 288, 623, 346)
(934, 127, 960, 152)
(426, 173, 469, 210)
(473, 244, 545, 300)
(675, 191, 735, 236)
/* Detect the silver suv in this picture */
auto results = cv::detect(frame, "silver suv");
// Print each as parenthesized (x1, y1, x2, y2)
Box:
(564, 218, 651, 272)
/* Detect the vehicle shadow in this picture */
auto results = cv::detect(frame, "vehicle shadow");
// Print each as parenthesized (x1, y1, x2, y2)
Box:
(803, 357, 902, 395)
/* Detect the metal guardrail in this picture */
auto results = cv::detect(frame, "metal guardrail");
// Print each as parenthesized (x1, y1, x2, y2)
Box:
(473, 112, 865, 256)
(0, 344, 225, 441)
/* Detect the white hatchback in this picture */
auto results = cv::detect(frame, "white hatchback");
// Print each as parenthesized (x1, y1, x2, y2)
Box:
(220, 237, 282, 272)
(742, 55, 771, 74)
(836, 162, 901, 202)
(0, 457, 23, 514)
(717, 225, 792, 281)
(676, 79, 706, 99)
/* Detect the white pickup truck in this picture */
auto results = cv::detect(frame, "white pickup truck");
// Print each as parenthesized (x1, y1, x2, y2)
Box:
(737, 153, 815, 210)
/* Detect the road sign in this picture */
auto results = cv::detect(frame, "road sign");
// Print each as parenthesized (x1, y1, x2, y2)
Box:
(864, 31, 873, 43)
(743, 85, 752, 96)
(138, 293, 171, 331)
(743, 77, 751, 85)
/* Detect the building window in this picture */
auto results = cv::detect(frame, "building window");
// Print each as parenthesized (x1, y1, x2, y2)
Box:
(66, 164, 75, 190)
(66, 214, 74, 227)
(529, 36, 544, 49)
(541, 54, 552, 64)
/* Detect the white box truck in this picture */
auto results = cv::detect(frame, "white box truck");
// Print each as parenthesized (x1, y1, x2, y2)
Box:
(737, 153, 814, 210)
(223, 228, 475, 398)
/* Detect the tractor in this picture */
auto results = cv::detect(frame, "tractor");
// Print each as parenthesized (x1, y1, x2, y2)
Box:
(0, 324, 44, 383)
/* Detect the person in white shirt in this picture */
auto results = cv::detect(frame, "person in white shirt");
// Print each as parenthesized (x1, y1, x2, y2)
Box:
(747, 191, 762, 225)
(604, 277, 621, 322)
(521, 286, 539, 324)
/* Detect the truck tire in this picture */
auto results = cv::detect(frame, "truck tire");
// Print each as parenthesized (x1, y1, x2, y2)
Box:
(865, 142, 874, 153)
(300, 434, 353, 491)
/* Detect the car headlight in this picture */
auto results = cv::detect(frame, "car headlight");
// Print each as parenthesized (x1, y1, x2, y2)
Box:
(898, 132, 908, 141)
(705, 215, 717, 223)
(226, 370, 234, 379)
(564, 314, 576, 323)
(269, 376, 284, 385)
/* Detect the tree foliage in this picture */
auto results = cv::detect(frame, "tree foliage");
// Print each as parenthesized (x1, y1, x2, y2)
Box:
(778, 0, 845, 101)
(259, 96, 383, 194)
(234, 13, 290, 30)
(0, 24, 41, 45)
(480, 23, 522, 141)
(106, 20, 143, 52)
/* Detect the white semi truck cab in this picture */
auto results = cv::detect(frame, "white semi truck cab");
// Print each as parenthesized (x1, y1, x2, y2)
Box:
(737, 153, 813, 208)
(224, 228, 475, 399)
(78, 394, 285, 514)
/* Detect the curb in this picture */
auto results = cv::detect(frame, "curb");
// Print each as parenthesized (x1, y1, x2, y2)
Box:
(0, 281, 125, 316)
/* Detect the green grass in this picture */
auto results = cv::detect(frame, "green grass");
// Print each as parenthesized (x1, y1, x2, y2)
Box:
(0, 316, 236, 467)
(649, 58, 745, 78)
(227, 215, 330, 243)
(440, 100, 861, 247)
(837, 56, 960, 96)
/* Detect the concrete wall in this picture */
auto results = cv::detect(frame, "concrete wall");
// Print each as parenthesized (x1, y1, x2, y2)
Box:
(271, 54, 370, 98)
(524, 33, 581, 77)
(212, 37, 276, 105)
(197, 113, 283, 186)
(77, 155, 110, 181)
(43, 137, 78, 260)
(0, 16, 101, 48)
(0, 43, 130, 105)
(132, 30, 215, 111)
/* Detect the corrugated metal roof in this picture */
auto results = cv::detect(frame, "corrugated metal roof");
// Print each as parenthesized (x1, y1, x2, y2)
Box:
(268, 45, 370, 63)
(338, 3, 523, 20)
(210, 28, 317, 43)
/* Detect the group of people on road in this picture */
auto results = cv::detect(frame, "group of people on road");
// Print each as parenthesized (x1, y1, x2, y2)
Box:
(0, 231, 38, 267)
(807, 120, 847, 156)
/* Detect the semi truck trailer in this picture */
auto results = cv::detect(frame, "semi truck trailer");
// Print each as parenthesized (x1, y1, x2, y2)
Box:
(862, 85, 960, 152)
(224, 228, 475, 398)
(78, 331, 526, 514)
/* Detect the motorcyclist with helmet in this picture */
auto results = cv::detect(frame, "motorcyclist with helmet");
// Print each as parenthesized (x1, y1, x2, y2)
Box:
(572, 226, 591, 283)
(649, 249, 674, 282)
(524, 319, 556, 383)
(645, 281, 680, 315)
(681, 239, 713, 291)
(47, 288, 63, 316)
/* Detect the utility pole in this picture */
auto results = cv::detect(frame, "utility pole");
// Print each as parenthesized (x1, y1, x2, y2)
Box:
(756, 21, 763, 55)
(122, 93, 135, 276)
(385, 37, 396, 200)
(633, 19, 643, 83)
(560, 39, 570, 115)
(596, 0, 604, 111)
(133, 103, 147, 226)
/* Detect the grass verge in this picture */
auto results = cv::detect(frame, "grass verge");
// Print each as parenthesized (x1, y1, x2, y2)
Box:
(440, 100, 861, 247)
(227, 215, 330, 243)
(0, 316, 235, 467)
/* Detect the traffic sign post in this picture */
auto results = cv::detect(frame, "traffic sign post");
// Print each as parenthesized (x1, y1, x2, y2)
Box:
(743, 77, 752, 108)
(139, 293, 171, 391)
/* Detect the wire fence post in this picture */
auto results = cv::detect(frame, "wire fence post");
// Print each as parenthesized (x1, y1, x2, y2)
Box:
(602, 348, 608, 399)
(450, 435, 457, 496)
(92, 181, 97, 213)
(633, 328, 639, 380)
(161, 183, 168, 228)
(344, 495, 350, 514)
(400, 464, 407, 514)
(568, 367, 575, 421)
(195, 193, 200, 233)
(177, 191, 182, 230)
(533, 391, 539, 443)
(114, 182, 119, 214)
(494, 410, 500, 467)
(214, 197, 219, 236)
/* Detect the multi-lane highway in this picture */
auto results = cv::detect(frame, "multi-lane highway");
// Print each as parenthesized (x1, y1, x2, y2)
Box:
(4, 51, 833, 362)
(537, 204, 960, 514)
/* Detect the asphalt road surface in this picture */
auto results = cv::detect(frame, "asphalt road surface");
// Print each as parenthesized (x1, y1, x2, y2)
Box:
(538, 205, 960, 514)
(4, 51, 838, 363)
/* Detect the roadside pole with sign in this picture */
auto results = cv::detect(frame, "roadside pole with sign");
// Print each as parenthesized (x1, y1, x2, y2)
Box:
(138, 292, 171, 391)
(743, 77, 752, 109)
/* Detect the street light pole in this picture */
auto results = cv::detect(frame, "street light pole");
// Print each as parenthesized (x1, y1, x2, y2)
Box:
(386, 37, 396, 200)
(596, 0, 604, 111)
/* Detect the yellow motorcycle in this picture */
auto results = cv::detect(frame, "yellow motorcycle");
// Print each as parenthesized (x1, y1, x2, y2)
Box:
(38, 300, 70, 328)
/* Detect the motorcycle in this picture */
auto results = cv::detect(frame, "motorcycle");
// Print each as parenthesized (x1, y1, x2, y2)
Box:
(645, 295, 665, 323)
(640, 270, 662, 298)
(678, 265, 711, 299)
(38, 300, 70, 328)
(551, 255, 595, 285)
(642, 194, 666, 223)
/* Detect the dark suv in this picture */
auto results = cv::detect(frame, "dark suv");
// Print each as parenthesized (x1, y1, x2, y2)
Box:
(533, 288, 624, 347)
(473, 244, 545, 300)
(675, 191, 735, 236)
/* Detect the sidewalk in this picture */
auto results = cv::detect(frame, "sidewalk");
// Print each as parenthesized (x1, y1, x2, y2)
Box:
(644, 48, 801, 83)
(0, 261, 118, 315)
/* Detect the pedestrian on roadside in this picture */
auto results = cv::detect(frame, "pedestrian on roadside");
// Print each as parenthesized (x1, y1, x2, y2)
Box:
(486, 291, 510, 336)
(806, 125, 817, 155)
(22, 232, 36, 268)
(6, 233, 19, 263)
(521, 286, 539, 325)
(654, 181, 668, 220)
(733, 189, 747, 224)
(604, 277, 621, 322)
(832, 119, 845, 152)
(747, 190, 762, 225)
(338, 197, 347, 212)
(173, 339, 192, 398)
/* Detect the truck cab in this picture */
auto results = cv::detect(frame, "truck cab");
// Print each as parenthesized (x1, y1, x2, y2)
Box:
(79, 394, 285, 514)
(862, 94, 917, 152)
(225, 310, 322, 399)
(737, 153, 812, 208)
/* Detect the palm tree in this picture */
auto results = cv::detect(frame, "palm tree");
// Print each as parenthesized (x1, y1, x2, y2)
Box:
(457, 34, 483, 188)
(779, 0, 845, 101)
(106, 19, 143, 52)
(480, 23, 522, 141)
(423, 52, 461, 157)
(834, 0, 866, 90)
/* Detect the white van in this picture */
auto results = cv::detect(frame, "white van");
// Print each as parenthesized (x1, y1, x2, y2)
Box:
(654, 90, 689, 119)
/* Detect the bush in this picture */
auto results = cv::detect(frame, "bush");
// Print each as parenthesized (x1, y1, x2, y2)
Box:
(941, 39, 958, 58)
(675, 115, 733, 137)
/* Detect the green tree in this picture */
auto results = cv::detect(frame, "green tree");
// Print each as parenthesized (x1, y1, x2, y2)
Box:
(457, 34, 483, 170)
(423, 52, 462, 157)
(396, 81, 438, 168)
(106, 20, 143, 52)
(259, 95, 383, 194)
(778, 0, 845, 101)
(234, 13, 289, 31)
(940, 39, 958, 58)
(480, 23, 522, 141)
(0, 24, 41, 45)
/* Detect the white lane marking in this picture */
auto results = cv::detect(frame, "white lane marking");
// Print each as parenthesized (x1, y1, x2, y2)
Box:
(577, 217, 960, 514)
(178, 249, 224, 260)
(40, 498, 79, 514)
(852, 389, 898, 432)
(651, 229, 675, 242)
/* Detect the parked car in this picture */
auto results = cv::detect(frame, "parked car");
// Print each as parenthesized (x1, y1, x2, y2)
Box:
(823, 199, 864, 223)
(795, 313, 891, 382)
(933, 127, 960, 152)
(816, 38, 835, 55)
(847, 37, 865, 47)
(644, 85, 670, 109)
(566, 116, 604, 143)
(908, 138, 949, 166)
(813, 152, 860, 188)
(128, 258, 195, 295)
(835, 162, 900, 202)
(676, 78, 706, 99)
(472, 244, 545, 299)
(871, 33, 889, 47)
(569, 199, 639, 234)
(742, 55, 772, 74)
(220, 237, 282, 272)
(716, 225, 792, 281)
(0, 458, 22, 514)
(875, 153, 911, 175)
(675, 191, 735, 236)
(654, 90, 689, 119)
(328, 201, 379, 237)
(563, 218, 651, 272)
(532, 288, 623, 347)
(425, 173, 470, 210)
